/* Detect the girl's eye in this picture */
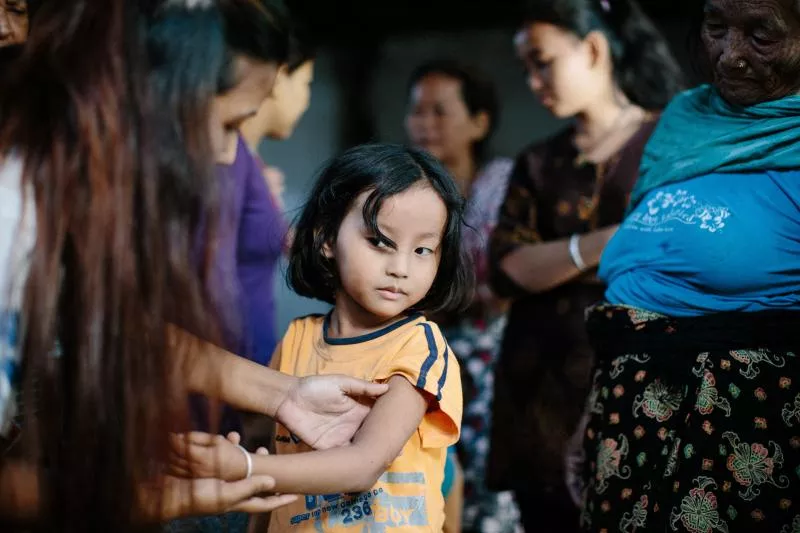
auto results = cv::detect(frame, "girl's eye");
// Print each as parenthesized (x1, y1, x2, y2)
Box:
(415, 247, 434, 257)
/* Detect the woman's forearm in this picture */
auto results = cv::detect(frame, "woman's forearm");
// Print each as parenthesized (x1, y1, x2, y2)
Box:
(500, 225, 618, 294)
(169, 325, 297, 417)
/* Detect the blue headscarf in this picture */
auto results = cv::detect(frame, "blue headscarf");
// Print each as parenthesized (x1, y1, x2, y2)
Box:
(628, 84, 800, 211)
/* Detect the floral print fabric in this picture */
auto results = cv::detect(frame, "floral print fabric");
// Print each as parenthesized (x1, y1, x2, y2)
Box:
(580, 304, 800, 532)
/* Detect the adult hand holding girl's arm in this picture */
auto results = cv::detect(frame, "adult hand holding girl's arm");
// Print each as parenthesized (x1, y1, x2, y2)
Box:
(173, 375, 428, 494)
(169, 326, 388, 449)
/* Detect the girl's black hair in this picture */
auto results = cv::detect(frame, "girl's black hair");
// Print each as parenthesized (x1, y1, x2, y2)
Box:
(407, 59, 500, 164)
(289, 143, 474, 315)
(521, 0, 684, 110)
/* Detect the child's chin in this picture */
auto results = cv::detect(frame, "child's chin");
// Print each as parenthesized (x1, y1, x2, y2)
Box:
(364, 302, 407, 322)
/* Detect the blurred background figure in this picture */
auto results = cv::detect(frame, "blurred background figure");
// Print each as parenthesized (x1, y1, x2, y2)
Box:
(405, 60, 521, 533)
(486, 1, 683, 532)
(240, 41, 315, 210)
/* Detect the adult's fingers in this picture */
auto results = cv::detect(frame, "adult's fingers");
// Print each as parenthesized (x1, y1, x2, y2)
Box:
(219, 475, 277, 508)
(230, 494, 299, 514)
(226, 431, 242, 445)
(171, 431, 219, 448)
(335, 376, 389, 399)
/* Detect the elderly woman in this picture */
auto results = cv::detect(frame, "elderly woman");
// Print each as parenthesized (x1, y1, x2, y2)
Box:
(0, 0, 27, 48)
(579, 0, 800, 531)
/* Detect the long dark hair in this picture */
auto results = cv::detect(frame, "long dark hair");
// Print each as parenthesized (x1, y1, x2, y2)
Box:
(0, 0, 223, 529)
(407, 60, 500, 164)
(289, 143, 474, 315)
(521, 0, 684, 109)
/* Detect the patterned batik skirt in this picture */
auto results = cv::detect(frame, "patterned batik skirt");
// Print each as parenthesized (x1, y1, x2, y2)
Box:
(580, 304, 800, 533)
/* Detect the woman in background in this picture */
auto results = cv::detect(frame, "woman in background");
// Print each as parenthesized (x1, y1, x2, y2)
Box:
(233, 25, 316, 371)
(240, 30, 315, 211)
(487, 0, 682, 531)
(581, 0, 800, 530)
(406, 59, 519, 533)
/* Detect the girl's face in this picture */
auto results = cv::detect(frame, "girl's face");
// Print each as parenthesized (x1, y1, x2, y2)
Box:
(405, 73, 487, 165)
(515, 22, 606, 118)
(323, 183, 447, 326)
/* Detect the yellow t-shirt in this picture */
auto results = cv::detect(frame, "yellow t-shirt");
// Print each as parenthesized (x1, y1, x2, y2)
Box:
(269, 313, 462, 532)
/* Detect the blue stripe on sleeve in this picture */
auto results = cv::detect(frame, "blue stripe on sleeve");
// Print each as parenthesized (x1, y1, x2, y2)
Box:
(435, 344, 449, 401)
(415, 323, 439, 390)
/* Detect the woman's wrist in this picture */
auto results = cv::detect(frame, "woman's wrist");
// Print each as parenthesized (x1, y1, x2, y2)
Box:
(569, 234, 588, 272)
(228, 362, 299, 418)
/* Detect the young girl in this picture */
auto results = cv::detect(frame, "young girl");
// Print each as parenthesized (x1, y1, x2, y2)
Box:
(176, 143, 470, 531)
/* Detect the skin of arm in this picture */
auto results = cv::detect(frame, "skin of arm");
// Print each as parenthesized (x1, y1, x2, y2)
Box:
(499, 225, 618, 294)
(174, 375, 429, 494)
(170, 324, 294, 416)
(0, 458, 295, 523)
(251, 375, 427, 493)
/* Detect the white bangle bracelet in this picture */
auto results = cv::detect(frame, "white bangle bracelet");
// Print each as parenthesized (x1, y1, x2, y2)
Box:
(235, 444, 253, 480)
(569, 234, 587, 272)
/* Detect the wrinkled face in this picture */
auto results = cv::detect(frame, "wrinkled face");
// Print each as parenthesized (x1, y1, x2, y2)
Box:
(0, 0, 28, 48)
(702, 0, 800, 105)
(323, 183, 446, 324)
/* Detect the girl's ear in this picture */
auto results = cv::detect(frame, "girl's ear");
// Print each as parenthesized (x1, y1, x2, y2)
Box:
(314, 226, 335, 259)
(322, 240, 334, 259)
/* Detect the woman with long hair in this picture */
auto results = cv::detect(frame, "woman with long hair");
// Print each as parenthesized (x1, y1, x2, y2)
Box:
(487, 0, 683, 530)
(0, 0, 237, 528)
(0, 0, 385, 529)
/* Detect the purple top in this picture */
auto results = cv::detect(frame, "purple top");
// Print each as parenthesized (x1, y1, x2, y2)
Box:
(217, 136, 287, 366)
